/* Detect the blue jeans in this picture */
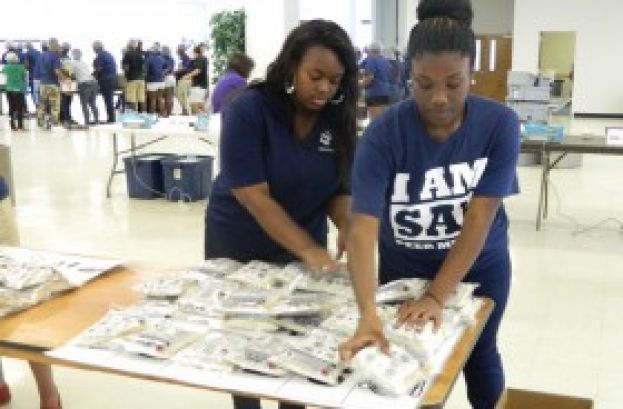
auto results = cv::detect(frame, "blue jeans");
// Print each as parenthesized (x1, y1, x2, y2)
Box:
(31, 79, 40, 106)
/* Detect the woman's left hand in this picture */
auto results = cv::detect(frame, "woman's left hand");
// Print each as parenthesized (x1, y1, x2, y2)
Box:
(336, 226, 347, 260)
(395, 294, 443, 332)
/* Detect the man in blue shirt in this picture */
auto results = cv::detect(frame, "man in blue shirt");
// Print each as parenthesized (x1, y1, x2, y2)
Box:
(24, 41, 41, 107)
(175, 44, 193, 115)
(36, 38, 67, 127)
(340, 1, 520, 408)
(360, 42, 393, 120)
(93, 40, 118, 123)
(143, 44, 166, 115)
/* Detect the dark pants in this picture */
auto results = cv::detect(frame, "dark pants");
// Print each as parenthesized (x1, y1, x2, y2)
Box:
(78, 81, 99, 124)
(98, 76, 117, 123)
(60, 93, 73, 123)
(380, 248, 511, 409)
(7, 92, 26, 129)
(232, 396, 304, 409)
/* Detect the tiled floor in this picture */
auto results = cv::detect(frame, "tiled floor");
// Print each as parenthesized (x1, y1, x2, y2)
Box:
(0, 115, 622, 408)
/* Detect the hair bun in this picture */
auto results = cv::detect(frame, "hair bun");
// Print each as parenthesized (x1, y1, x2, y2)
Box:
(417, 0, 473, 27)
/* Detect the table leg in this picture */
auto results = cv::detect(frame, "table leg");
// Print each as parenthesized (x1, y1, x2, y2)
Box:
(543, 150, 550, 220)
(536, 148, 548, 230)
(106, 132, 119, 198)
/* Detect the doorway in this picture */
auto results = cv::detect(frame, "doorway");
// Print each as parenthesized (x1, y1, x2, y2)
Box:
(539, 31, 575, 106)
(470, 35, 512, 102)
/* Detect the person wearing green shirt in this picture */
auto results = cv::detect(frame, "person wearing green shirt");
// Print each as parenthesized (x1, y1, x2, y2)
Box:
(1, 52, 27, 130)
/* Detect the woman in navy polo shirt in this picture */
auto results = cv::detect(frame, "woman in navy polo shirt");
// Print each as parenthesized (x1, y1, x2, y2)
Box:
(205, 19, 358, 409)
(339, 1, 520, 409)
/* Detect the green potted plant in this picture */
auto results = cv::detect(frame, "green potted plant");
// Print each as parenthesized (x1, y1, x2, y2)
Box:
(209, 9, 246, 84)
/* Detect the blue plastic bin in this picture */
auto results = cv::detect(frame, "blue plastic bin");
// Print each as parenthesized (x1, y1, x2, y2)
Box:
(124, 154, 171, 199)
(161, 155, 214, 202)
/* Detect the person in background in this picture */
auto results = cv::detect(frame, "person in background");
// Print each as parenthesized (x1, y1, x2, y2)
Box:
(0, 176, 63, 409)
(387, 46, 406, 103)
(175, 44, 193, 115)
(204, 19, 358, 409)
(37, 38, 67, 127)
(0, 52, 27, 131)
(1, 41, 24, 64)
(25, 41, 41, 108)
(92, 40, 118, 123)
(338, 1, 520, 408)
(144, 43, 166, 115)
(122, 39, 146, 112)
(68, 49, 99, 126)
(360, 41, 392, 120)
(211, 52, 254, 113)
(59, 42, 76, 127)
(182, 45, 208, 114)
(162, 45, 176, 117)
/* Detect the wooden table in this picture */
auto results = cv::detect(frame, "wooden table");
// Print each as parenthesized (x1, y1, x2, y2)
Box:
(0, 266, 493, 408)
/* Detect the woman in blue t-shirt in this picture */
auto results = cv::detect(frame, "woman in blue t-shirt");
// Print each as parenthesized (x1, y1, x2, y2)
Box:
(205, 19, 358, 409)
(339, 1, 520, 409)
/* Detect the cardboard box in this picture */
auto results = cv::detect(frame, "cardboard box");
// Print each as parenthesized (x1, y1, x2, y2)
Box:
(496, 388, 593, 409)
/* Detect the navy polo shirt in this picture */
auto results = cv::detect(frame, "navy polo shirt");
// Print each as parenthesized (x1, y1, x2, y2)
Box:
(93, 50, 117, 79)
(352, 96, 520, 283)
(206, 88, 348, 261)
(0, 177, 8, 201)
(144, 54, 165, 82)
(362, 55, 393, 98)
(180, 54, 192, 71)
(163, 55, 175, 74)
(25, 48, 41, 75)
(38, 51, 61, 85)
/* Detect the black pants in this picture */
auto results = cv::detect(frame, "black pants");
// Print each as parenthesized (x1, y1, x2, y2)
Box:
(233, 396, 303, 409)
(60, 93, 73, 123)
(98, 76, 117, 123)
(7, 91, 26, 129)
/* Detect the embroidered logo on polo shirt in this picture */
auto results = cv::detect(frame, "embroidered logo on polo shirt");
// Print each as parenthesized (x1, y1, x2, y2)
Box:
(319, 130, 334, 153)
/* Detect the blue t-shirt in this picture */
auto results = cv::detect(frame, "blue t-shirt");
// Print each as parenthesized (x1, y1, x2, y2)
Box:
(206, 88, 348, 261)
(93, 50, 117, 79)
(144, 54, 165, 82)
(180, 54, 192, 71)
(0, 176, 8, 201)
(25, 48, 41, 75)
(38, 51, 61, 85)
(352, 96, 520, 283)
(362, 55, 393, 98)
(163, 55, 175, 74)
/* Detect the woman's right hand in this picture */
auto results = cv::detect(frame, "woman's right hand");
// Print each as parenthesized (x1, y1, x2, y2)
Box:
(338, 314, 390, 362)
(299, 246, 341, 273)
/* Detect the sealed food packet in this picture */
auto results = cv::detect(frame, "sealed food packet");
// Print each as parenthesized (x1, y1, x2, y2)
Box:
(375, 278, 427, 304)
(195, 258, 243, 278)
(133, 276, 190, 299)
(224, 335, 290, 377)
(113, 319, 203, 359)
(75, 309, 146, 348)
(281, 262, 352, 296)
(272, 328, 348, 384)
(172, 331, 239, 372)
(350, 345, 426, 397)
(227, 260, 284, 290)
(0, 266, 57, 290)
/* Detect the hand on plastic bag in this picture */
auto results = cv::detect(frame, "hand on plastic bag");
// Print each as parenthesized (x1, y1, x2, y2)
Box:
(339, 314, 390, 362)
(395, 294, 443, 332)
(299, 246, 341, 273)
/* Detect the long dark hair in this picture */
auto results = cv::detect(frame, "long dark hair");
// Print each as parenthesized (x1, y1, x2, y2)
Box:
(407, 0, 476, 65)
(251, 19, 358, 184)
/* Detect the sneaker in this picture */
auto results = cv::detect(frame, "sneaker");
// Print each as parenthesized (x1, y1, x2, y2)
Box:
(0, 383, 11, 405)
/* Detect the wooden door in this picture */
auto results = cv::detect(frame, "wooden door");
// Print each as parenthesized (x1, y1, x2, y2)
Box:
(470, 35, 512, 102)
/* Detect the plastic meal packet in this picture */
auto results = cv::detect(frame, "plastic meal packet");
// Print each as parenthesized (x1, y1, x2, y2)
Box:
(224, 335, 290, 377)
(269, 292, 335, 317)
(319, 305, 359, 336)
(376, 278, 428, 304)
(273, 314, 328, 334)
(0, 284, 55, 315)
(273, 347, 345, 385)
(195, 258, 243, 278)
(445, 282, 479, 309)
(227, 260, 285, 290)
(281, 262, 352, 296)
(75, 309, 146, 347)
(216, 290, 272, 316)
(113, 319, 202, 359)
(284, 328, 345, 366)
(0, 266, 57, 290)
(351, 345, 426, 397)
(134, 276, 190, 298)
(172, 331, 238, 372)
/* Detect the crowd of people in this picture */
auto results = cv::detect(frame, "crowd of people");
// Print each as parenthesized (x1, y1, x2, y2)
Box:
(0, 38, 258, 129)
